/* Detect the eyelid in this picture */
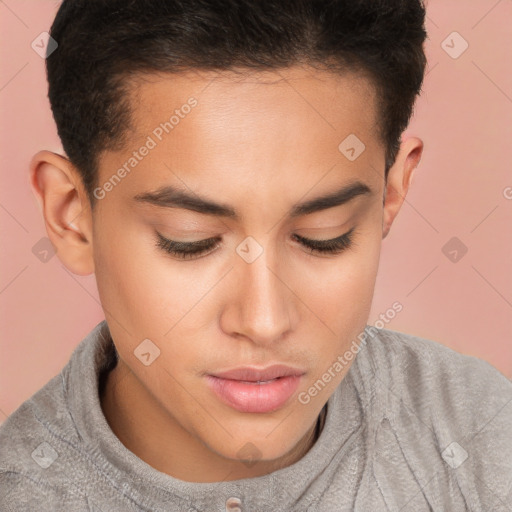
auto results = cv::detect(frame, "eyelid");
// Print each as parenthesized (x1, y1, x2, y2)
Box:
(156, 231, 220, 250)
(292, 228, 354, 245)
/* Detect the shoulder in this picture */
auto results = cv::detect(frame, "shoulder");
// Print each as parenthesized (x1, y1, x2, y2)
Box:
(364, 325, 510, 389)
(363, 325, 512, 426)
(361, 326, 512, 506)
(0, 321, 127, 511)
(0, 372, 85, 510)
(0, 320, 108, 478)
(0, 371, 71, 460)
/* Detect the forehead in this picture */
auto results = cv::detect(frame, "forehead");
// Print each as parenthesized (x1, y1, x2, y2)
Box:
(96, 66, 384, 211)
(126, 65, 380, 143)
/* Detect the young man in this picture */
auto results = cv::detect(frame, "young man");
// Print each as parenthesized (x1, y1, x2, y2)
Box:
(1, 0, 511, 510)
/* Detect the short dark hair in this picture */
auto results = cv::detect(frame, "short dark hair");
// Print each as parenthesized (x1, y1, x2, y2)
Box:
(46, 0, 427, 210)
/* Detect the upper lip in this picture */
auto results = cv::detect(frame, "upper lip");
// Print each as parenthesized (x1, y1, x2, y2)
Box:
(209, 364, 305, 382)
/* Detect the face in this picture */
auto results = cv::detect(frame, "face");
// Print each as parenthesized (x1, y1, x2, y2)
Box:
(32, 64, 422, 479)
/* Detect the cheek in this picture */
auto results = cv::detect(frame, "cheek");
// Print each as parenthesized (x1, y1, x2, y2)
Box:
(93, 220, 223, 379)
(92, 216, 173, 339)
(93, 216, 195, 322)
(93, 224, 204, 383)
(294, 225, 382, 366)
(298, 228, 380, 320)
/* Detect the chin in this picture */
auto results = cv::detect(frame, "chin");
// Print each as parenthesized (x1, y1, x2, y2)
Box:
(213, 431, 306, 466)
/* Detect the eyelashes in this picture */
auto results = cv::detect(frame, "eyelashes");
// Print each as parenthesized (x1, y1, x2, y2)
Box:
(155, 233, 223, 260)
(291, 228, 354, 256)
(155, 228, 356, 261)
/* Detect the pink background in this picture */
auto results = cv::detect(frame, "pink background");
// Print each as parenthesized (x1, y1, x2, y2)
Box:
(1, 0, 511, 425)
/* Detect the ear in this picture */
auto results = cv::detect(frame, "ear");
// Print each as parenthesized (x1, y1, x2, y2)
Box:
(29, 150, 95, 275)
(382, 137, 423, 239)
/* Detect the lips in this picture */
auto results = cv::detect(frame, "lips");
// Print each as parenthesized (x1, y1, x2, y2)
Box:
(205, 364, 305, 413)
(210, 364, 305, 382)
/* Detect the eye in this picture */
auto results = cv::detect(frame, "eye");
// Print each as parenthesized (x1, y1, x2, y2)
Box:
(155, 232, 222, 260)
(155, 228, 355, 260)
(291, 227, 355, 255)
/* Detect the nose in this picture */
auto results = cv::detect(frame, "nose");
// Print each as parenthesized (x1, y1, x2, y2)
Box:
(220, 240, 295, 347)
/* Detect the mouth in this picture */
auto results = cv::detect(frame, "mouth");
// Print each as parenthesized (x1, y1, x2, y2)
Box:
(205, 364, 305, 413)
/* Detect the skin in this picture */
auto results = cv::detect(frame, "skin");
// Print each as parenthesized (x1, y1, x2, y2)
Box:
(29, 65, 422, 483)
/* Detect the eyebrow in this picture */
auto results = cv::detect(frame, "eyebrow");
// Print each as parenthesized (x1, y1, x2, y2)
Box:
(133, 180, 372, 220)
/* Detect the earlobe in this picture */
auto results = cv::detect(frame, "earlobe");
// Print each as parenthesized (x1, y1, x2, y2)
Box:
(29, 150, 95, 276)
(382, 137, 423, 239)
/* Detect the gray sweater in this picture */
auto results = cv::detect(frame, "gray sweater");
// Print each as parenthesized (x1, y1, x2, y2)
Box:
(1, 320, 511, 511)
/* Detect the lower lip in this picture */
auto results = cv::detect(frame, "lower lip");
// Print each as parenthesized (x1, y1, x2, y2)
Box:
(205, 374, 302, 413)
